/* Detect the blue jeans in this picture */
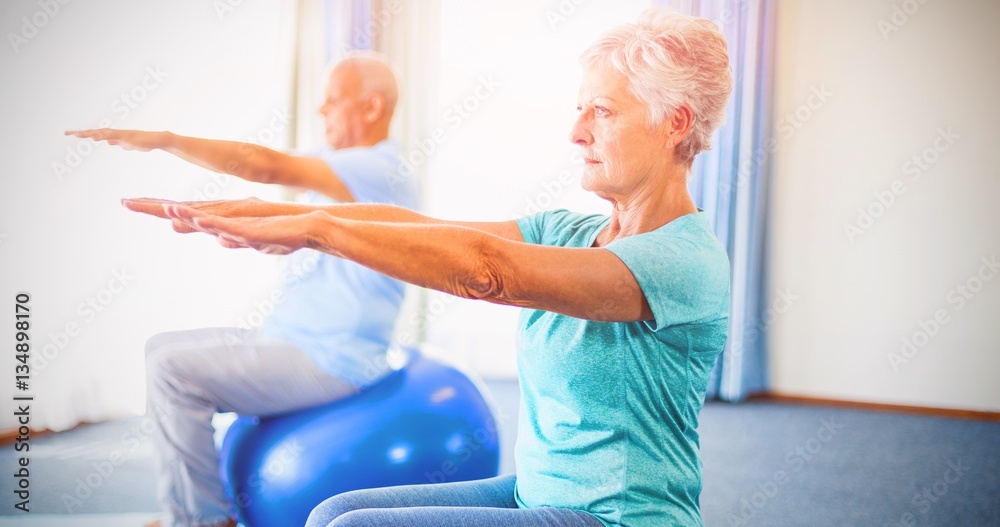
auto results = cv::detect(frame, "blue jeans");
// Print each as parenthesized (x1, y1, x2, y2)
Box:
(305, 474, 606, 527)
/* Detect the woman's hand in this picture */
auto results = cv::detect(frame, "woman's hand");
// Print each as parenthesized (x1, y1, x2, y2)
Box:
(126, 199, 324, 255)
(123, 197, 309, 233)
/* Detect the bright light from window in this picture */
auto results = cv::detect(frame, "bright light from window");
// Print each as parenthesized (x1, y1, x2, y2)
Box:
(424, 0, 654, 378)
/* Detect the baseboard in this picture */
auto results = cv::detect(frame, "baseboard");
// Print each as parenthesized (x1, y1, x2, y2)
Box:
(3, 394, 995, 445)
(748, 392, 1000, 422)
(0, 426, 53, 446)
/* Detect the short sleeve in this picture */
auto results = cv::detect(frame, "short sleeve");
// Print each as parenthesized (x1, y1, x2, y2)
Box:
(516, 209, 607, 247)
(310, 145, 416, 208)
(606, 231, 730, 331)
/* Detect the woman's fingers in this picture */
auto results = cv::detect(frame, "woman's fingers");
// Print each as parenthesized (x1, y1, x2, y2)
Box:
(125, 200, 301, 255)
(122, 198, 177, 218)
(169, 218, 199, 234)
(217, 236, 251, 250)
(165, 204, 252, 240)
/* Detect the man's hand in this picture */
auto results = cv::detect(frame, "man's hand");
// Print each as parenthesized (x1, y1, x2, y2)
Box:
(125, 199, 323, 255)
(65, 129, 169, 152)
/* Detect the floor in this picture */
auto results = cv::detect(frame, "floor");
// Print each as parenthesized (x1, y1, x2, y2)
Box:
(1, 380, 998, 527)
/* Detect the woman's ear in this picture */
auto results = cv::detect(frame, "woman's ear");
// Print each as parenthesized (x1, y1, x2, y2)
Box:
(665, 104, 694, 149)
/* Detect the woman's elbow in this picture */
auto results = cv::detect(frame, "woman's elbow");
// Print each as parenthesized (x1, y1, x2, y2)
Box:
(456, 244, 518, 304)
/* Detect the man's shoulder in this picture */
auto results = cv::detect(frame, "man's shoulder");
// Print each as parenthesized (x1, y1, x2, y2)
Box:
(312, 140, 415, 207)
(305, 140, 400, 161)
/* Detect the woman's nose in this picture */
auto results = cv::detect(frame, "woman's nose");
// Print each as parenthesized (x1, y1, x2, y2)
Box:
(569, 113, 592, 145)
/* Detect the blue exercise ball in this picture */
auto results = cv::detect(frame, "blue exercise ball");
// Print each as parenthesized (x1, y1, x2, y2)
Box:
(218, 348, 501, 527)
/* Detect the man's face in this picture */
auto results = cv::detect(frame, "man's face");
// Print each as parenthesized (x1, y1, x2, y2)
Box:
(318, 66, 366, 149)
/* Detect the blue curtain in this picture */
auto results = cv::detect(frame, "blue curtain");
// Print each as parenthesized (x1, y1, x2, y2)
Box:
(325, 0, 375, 59)
(657, 0, 776, 401)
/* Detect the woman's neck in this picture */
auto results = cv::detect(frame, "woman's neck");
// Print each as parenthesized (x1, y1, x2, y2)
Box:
(594, 178, 698, 247)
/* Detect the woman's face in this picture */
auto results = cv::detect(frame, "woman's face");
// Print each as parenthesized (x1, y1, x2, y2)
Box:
(571, 64, 673, 202)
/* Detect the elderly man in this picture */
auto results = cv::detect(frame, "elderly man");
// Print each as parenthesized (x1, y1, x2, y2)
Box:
(69, 51, 417, 527)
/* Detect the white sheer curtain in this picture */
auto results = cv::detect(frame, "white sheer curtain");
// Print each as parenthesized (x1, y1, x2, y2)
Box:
(374, 0, 441, 356)
(281, 0, 330, 152)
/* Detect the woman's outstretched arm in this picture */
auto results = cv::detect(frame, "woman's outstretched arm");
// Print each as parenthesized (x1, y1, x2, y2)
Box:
(126, 200, 651, 323)
(123, 197, 524, 241)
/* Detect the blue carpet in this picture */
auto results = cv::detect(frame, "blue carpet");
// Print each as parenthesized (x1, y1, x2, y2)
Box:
(1, 381, 997, 527)
(698, 401, 1000, 526)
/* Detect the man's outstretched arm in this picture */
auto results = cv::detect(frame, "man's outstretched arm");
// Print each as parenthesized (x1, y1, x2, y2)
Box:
(65, 128, 354, 202)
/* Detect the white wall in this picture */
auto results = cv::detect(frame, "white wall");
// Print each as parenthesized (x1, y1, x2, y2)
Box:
(769, 0, 1000, 411)
(0, 0, 293, 430)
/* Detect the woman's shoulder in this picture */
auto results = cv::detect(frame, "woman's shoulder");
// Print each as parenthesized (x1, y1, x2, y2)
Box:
(607, 212, 731, 292)
(622, 212, 727, 258)
(517, 208, 610, 247)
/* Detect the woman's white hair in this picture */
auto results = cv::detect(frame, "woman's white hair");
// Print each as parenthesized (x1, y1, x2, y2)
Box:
(580, 7, 733, 166)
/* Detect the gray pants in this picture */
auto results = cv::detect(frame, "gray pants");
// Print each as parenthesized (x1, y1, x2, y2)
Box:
(145, 327, 360, 527)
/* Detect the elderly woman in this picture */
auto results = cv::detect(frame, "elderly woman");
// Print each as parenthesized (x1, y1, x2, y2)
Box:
(126, 8, 732, 527)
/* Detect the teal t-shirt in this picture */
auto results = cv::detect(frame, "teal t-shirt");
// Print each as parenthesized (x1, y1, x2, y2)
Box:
(513, 209, 730, 527)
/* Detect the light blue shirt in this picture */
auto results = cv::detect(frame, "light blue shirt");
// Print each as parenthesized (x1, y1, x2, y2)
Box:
(513, 209, 730, 527)
(258, 140, 419, 387)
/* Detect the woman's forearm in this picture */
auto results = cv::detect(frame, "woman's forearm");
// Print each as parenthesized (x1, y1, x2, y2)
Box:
(317, 203, 438, 224)
(312, 204, 523, 241)
(220, 201, 436, 224)
(307, 213, 504, 301)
